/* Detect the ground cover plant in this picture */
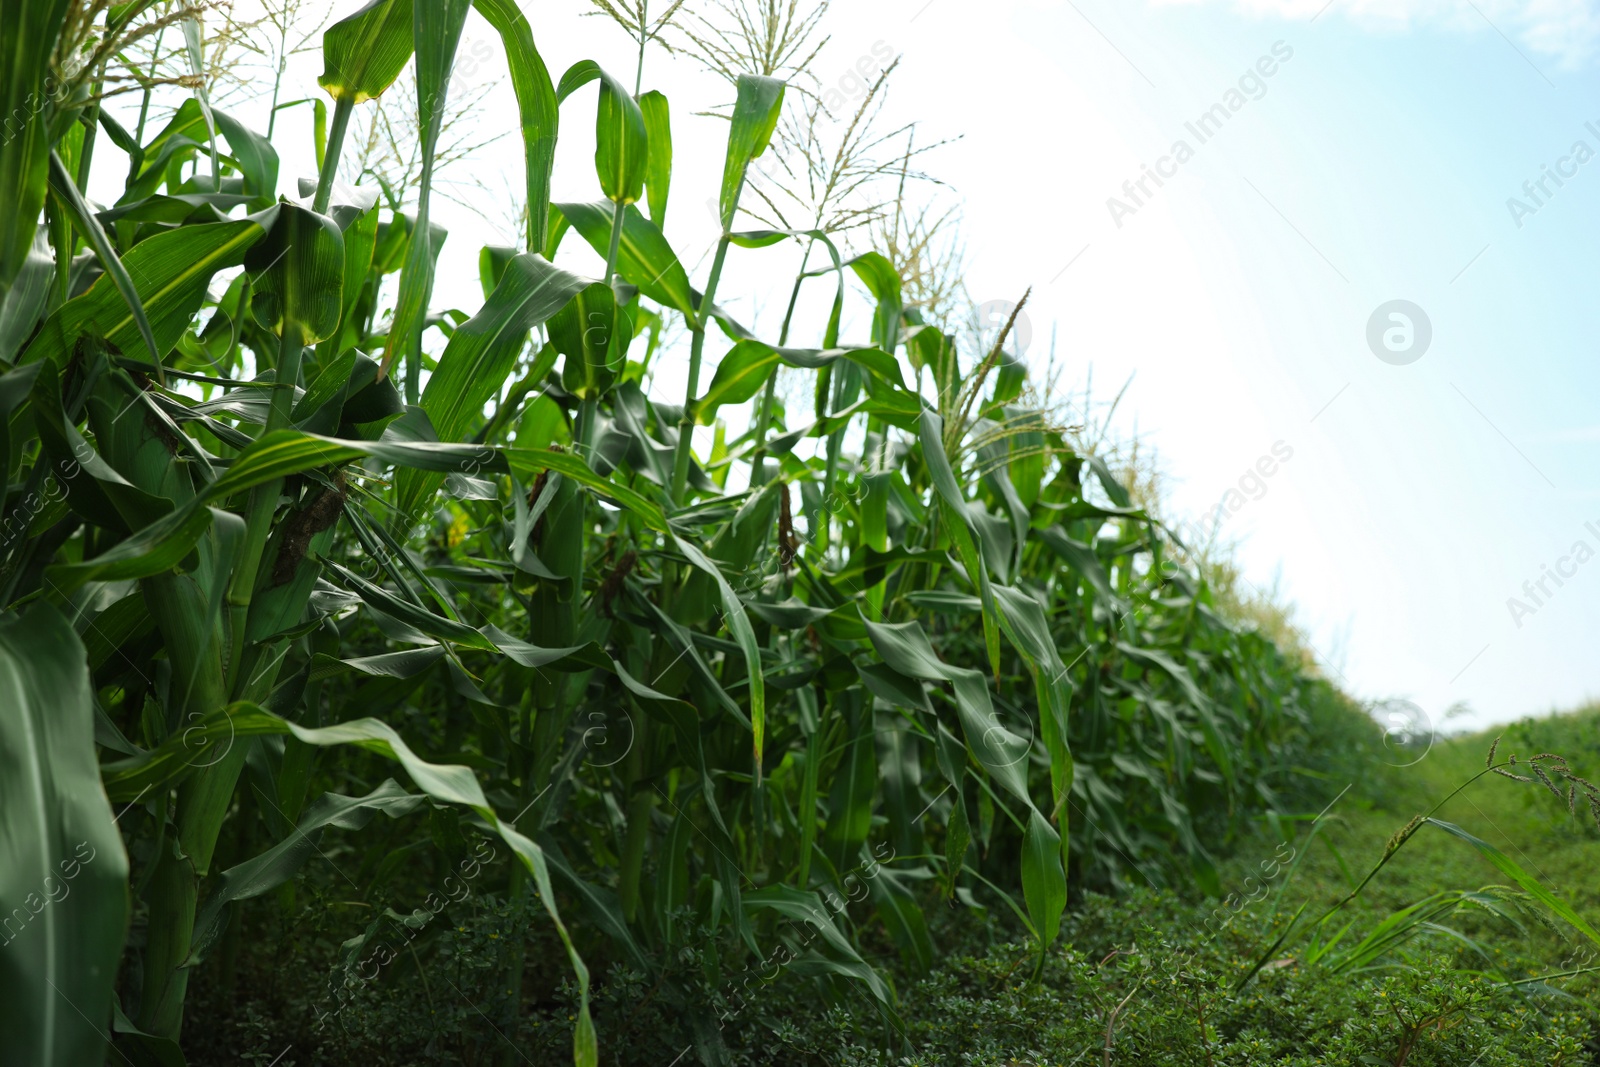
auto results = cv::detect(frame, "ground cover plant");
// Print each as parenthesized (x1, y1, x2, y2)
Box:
(0, 2, 1596, 1066)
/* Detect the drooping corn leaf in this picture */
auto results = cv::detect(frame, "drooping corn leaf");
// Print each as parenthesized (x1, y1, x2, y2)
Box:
(557, 61, 646, 206)
(319, 0, 416, 104)
(639, 90, 672, 225)
(1020, 809, 1067, 964)
(553, 280, 630, 399)
(919, 409, 1002, 677)
(245, 202, 346, 344)
(695, 340, 903, 424)
(717, 74, 785, 229)
(473, 0, 558, 252)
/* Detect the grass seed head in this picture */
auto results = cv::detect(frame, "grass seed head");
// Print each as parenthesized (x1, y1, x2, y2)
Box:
(1531, 762, 1564, 800)
(1487, 735, 1501, 767)
(1384, 815, 1424, 861)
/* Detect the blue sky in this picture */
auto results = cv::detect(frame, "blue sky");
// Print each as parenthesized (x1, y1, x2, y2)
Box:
(858, 0, 1600, 733)
(114, 0, 1600, 734)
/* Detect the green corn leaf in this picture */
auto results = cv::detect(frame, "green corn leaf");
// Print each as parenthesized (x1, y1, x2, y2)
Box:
(846, 251, 904, 355)
(120, 100, 276, 206)
(822, 702, 877, 874)
(555, 61, 646, 205)
(319, 0, 416, 104)
(695, 340, 904, 424)
(741, 885, 897, 1010)
(218, 705, 599, 1067)
(639, 90, 672, 225)
(869, 867, 935, 974)
(180, 13, 221, 176)
(21, 210, 277, 367)
(0, 230, 53, 363)
(0, 0, 70, 299)
(864, 619, 1032, 808)
(993, 584, 1075, 832)
(944, 783, 971, 898)
(328, 562, 500, 651)
(43, 426, 670, 597)
(44, 504, 221, 593)
(245, 201, 346, 344)
(323, 199, 380, 359)
(473, 0, 558, 252)
(598, 70, 647, 205)
(378, 0, 470, 397)
(309, 647, 448, 682)
(554, 280, 629, 399)
(1020, 808, 1067, 963)
(478, 243, 518, 299)
(919, 409, 1002, 677)
(0, 604, 130, 1067)
(45, 151, 162, 383)
(673, 532, 767, 769)
(729, 227, 847, 346)
(396, 252, 589, 517)
(537, 836, 651, 971)
(718, 75, 785, 229)
(1037, 526, 1118, 602)
(555, 201, 696, 325)
(212, 110, 279, 206)
(185, 780, 432, 965)
(1117, 642, 1235, 793)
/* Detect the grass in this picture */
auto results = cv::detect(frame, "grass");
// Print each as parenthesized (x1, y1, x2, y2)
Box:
(762, 706, 1600, 1066)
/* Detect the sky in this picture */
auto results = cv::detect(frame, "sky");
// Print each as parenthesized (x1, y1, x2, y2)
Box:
(99, 0, 1600, 736)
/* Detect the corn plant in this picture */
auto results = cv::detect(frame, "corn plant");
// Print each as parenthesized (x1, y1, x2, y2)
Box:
(0, 2, 1327, 1065)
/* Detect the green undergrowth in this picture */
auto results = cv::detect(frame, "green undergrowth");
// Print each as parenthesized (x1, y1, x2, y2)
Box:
(184, 696, 1600, 1066)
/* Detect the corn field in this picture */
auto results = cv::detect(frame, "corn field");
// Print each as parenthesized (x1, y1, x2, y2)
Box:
(0, 2, 1329, 1064)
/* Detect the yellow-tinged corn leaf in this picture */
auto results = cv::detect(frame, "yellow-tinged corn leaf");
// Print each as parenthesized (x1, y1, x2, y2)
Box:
(319, 0, 415, 104)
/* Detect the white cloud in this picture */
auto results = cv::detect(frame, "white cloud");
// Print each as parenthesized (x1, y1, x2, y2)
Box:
(1151, 0, 1600, 68)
